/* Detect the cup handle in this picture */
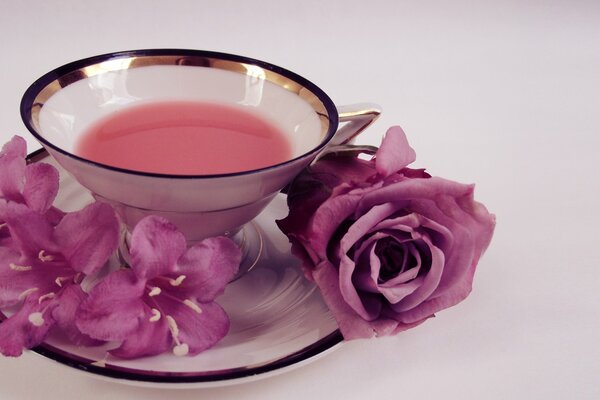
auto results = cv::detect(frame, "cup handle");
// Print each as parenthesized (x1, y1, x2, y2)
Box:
(330, 103, 382, 146)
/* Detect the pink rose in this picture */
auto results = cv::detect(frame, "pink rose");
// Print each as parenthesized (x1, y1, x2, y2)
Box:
(277, 127, 495, 339)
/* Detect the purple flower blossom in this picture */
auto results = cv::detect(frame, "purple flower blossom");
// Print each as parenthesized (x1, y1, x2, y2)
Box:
(0, 136, 63, 226)
(76, 216, 241, 359)
(278, 126, 496, 339)
(0, 202, 120, 356)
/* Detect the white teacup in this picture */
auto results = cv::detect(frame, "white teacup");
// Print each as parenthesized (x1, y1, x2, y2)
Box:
(21, 49, 380, 243)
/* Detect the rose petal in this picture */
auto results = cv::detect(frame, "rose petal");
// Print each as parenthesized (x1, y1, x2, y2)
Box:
(390, 235, 446, 317)
(380, 306, 430, 335)
(374, 239, 425, 304)
(431, 186, 495, 293)
(158, 295, 230, 356)
(308, 190, 366, 258)
(397, 167, 431, 180)
(76, 269, 146, 341)
(23, 163, 60, 214)
(375, 126, 416, 178)
(313, 156, 377, 187)
(0, 293, 57, 357)
(359, 178, 494, 299)
(287, 237, 321, 280)
(336, 203, 404, 317)
(313, 260, 400, 339)
(377, 240, 421, 286)
(279, 156, 377, 248)
(172, 237, 241, 302)
(351, 239, 379, 293)
(51, 284, 103, 346)
(338, 251, 383, 320)
(54, 202, 120, 276)
(396, 254, 476, 324)
(130, 216, 186, 280)
(340, 202, 402, 256)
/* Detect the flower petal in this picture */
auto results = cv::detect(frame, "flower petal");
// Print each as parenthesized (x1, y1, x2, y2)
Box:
(313, 156, 377, 187)
(172, 237, 241, 302)
(0, 247, 70, 308)
(51, 285, 103, 346)
(278, 156, 376, 242)
(76, 269, 146, 341)
(313, 260, 400, 339)
(158, 295, 230, 356)
(375, 126, 416, 178)
(359, 178, 495, 301)
(109, 309, 171, 359)
(130, 216, 186, 280)
(338, 252, 382, 320)
(336, 203, 404, 318)
(54, 202, 120, 276)
(377, 240, 421, 286)
(340, 202, 402, 256)
(390, 236, 446, 317)
(0, 136, 27, 202)
(307, 190, 365, 258)
(3, 202, 56, 258)
(0, 293, 57, 357)
(23, 163, 60, 214)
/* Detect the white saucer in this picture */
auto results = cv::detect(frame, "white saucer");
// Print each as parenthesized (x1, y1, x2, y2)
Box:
(20, 150, 342, 388)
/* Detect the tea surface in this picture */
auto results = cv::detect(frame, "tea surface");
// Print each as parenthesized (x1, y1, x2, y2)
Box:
(75, 101, 291, 175)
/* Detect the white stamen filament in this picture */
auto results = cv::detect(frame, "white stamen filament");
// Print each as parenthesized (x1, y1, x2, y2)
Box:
(28, 312, 44, 327)
(183, 299, 203, 314)
(18, 287, 38, 301)
(166, 315, 180, 338)
(54, 276, 70, 287)
(172, 343, 189, 357)
(9, 263, 32, 272)
(149, 308, 161, 322)
(38, 292, 56, 304)
(169, 275, 186, 286)
(148, 287, 161, 297)
(38, 250, 54, 262)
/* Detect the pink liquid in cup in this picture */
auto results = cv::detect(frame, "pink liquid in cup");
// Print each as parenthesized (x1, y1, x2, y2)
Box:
(75, 101, 292, 175)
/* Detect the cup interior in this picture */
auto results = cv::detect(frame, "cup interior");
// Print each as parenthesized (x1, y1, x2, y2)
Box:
(22, 50, 337, 177)
(20, 50, 339, 242)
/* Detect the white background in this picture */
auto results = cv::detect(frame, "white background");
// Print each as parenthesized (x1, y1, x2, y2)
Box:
(1, 1, 599, 399)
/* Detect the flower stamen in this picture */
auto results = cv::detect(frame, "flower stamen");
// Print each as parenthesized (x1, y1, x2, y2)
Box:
(54, 276, 71, 287)
(149, 308, 161, 322)
(38, 292, 56, 304)
(165, 315, 189, 356)
(18, 287, 38, 301)
(148, 287, 161, 297)
(28, 312, 45, 327)
(9, 263, 32, 272)
(173, 343, 189, 356)
(38, 250, 54, 262)
(165, 315, 180, 341)
(169, 275, 186, 286)
(183, 299, 203, 314)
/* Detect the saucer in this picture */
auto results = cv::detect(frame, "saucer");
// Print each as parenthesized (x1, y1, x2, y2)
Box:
(20, 150, 343, 388)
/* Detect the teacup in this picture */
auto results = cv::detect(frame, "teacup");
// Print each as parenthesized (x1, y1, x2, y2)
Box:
(20, 49, 380, 246)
